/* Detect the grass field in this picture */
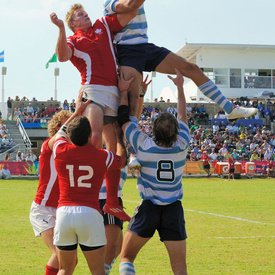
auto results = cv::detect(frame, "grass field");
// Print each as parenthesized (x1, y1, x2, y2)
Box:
(0, 177, 274, 274)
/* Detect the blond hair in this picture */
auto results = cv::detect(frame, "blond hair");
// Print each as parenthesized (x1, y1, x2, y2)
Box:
(65, 3, 84, 32)
(47, 110, 71, 137)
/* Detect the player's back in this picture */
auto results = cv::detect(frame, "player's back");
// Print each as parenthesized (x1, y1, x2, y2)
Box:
(54, 140, 113, 212)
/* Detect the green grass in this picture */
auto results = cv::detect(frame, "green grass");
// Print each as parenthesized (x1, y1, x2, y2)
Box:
(0, 177, 274, 274)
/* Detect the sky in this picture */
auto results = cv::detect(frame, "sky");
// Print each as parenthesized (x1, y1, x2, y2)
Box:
(1, 0, 275, 106)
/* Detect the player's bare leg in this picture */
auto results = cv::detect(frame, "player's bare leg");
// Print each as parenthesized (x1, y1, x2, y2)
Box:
(156, 52, 258, 121)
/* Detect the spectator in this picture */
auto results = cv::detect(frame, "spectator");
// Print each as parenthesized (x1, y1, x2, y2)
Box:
(209, 149, 217, 161)
(62, 99, 70, 111)
(16, 151, 23, 162)
(7, 97, 12, 120)
(27, 103, 34, 116)
(213, 121, 219, 134)
(250, 151, 259, 161)
(159, 97, 165, 102)
(4, 152, 12, 161)
(0, 165, 12, 179)
(216, 151, 224, 162)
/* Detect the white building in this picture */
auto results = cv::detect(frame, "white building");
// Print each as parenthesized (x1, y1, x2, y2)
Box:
(176, 43, 275, 102)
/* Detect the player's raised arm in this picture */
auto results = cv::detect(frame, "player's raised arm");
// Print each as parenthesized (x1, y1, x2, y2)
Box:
(106, 0, 145, 13)
(50, 12, 72, 62)
(168, 68, 187, 125)
(105, 0, 145, 27)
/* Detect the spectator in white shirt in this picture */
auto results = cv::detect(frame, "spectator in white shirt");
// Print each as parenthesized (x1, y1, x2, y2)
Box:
(212, 121, 219, 134)
(209, 149, 217, 161)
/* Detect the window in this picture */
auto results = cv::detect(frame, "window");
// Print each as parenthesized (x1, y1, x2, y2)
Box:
(214, 68, 228, 87)
(230, 69, 241, 88)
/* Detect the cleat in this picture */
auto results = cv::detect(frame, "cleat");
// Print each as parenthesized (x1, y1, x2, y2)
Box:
(128, 154, 141, 170)
(103, 204, 131, 222)
(226, 105, 258, 122)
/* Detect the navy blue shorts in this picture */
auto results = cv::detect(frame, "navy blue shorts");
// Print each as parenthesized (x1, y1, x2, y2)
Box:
(128, 200, 187, 241)
(229, 168, 235, 173)
(99, 198, 123, 230)
(116, 43, 171, 74)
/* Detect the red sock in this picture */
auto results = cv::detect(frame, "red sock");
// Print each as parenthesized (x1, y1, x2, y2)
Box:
(45, 265, 58, 275)
(105, 169, 120, 206)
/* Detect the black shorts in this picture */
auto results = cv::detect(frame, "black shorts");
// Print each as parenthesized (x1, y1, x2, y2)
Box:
(116, 43, 171, 74)
(99, 198, 123, 230)
(203, 164, 210, 170)
(128, 200, 187, 242)
(229, 168, 235, 173)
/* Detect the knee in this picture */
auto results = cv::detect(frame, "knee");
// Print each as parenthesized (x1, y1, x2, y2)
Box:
(91, 130, 102, 147)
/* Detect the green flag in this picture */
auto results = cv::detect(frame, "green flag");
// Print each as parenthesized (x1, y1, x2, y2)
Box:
(45, 53, 57, 69)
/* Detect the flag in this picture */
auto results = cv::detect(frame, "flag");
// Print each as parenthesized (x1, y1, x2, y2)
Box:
(45, 53, 57, 69)
(0, 51, 4, 62)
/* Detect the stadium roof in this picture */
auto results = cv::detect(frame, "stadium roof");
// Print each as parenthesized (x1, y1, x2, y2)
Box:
(176, 43, 275, 63)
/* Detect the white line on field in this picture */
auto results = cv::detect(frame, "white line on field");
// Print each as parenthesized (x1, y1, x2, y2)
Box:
(185, 209, 274, 226)
(210, 236, 275, 239)
(123, 200, 274, 226)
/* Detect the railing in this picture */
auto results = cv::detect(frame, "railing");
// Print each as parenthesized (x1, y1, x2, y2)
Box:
(0, 144, 20, 159)
(16, 117, 32, 151)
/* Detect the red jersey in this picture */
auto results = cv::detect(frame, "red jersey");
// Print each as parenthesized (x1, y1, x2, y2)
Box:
(34, 139, 59, 207)
(67, 15, 123, 86)
(53, 138, 122, 213)
(267, 161, 274, 169)
(201, 154, 209, 165)
(228, 157, 235, 169)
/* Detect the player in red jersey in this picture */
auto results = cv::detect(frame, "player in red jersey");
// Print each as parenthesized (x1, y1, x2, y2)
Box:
(228, 153, 236, 181)
(201, 151, 211, 177)
(266, 159, 274, 178)
(50, 3, 141, 221)
(29, 110, 71, 275)
(52, 94, 127, 274)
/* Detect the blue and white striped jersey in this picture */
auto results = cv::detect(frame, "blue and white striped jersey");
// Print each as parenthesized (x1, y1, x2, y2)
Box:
(103, 0, 148, 45)
(99, 166, 128, 199)
(124, 120, 190, 205)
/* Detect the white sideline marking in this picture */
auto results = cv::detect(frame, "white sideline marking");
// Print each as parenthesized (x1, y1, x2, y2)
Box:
(185, 209, 274, 226)
(210, 236, 275, 239)
(123, 200, 274, 226)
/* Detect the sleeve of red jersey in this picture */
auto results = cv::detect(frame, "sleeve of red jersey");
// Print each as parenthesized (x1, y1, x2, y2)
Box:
(105, 149, 122, 171)
(103, 14, 124, 33)
(53, 137, 68, 159)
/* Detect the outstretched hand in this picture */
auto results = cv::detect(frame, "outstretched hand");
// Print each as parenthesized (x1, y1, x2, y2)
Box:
(50, 12, 64, 28)
(118, 72, 134, 93)
(75, 91, 91, 115)
(167, 68, 184, 87)
(140, 74, 152, 96)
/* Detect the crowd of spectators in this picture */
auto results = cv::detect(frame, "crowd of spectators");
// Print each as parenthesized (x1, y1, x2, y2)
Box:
(10, 97, 76, 123)
(186, 121, 275, 164)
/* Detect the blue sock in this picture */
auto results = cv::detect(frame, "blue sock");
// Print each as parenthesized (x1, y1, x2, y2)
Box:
(105, 263, 111, 275)
(119, 262, 135, 275)
(199, 80, 234, 114)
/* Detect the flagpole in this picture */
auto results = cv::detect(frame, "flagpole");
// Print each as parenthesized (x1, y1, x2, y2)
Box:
(1, 67, 7, 119)
(54, 67, 59, 101)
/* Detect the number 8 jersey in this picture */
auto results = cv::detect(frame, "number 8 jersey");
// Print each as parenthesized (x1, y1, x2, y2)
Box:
(53, 137, 122, 212)
(124, 121, 190, 205)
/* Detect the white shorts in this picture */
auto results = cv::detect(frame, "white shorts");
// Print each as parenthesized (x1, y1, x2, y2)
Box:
(80, 84, 119, 117)
(54, 206, 106, 248)
(29, 201, 56, 237)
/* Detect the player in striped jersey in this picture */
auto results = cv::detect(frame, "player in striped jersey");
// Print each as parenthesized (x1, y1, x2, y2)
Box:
(29, 110, 71, 275)
(117, 68, 189, 275)
(104, 0, 258, 122)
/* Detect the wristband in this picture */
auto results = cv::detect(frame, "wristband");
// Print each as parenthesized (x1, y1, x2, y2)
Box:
(117, 105, 130, 127)
(60, 125, 68, 133)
